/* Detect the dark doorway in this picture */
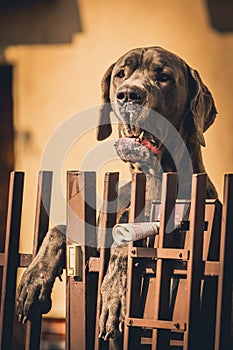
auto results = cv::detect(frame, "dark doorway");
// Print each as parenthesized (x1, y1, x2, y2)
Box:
(0, 65, 14, 252)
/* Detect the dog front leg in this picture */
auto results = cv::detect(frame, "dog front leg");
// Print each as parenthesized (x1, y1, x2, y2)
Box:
(99, 245, 128, 341)
(17, 225, 66, 323)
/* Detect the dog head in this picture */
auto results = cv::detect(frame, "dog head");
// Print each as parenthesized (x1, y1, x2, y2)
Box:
(97, 46, 217, 150)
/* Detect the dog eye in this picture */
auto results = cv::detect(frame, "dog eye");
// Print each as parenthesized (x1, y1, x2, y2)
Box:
(158, 73, 170, 82)
(116, 69, 125, 78)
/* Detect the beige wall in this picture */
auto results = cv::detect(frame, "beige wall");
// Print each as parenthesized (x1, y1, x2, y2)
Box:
(4, 0, 233, 317)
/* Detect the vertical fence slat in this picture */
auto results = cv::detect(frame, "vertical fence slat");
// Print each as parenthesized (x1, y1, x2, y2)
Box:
(129, 172, 146, 223)
(0, 171, 24, 350)
(183, 173, 207, 350)
(151, 172, 178, 350)
(25, 170, 53, 350)
(123, 172, 146, 350)
(66, 171, 97, 350)
(215, 174, 233, 350)
(94, 172, 119, 350)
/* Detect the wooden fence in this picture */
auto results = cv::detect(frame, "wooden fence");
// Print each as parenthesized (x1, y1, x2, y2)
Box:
(0, 170, 232, 350)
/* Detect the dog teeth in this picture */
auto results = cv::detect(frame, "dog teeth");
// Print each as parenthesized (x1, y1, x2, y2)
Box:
(138, 131, 144, 141)
(120, 130, 125, 138)
(135, 131, 144, 143)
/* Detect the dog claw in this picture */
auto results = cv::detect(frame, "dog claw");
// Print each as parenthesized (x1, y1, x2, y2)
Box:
(119, 321, 124, 333)
(99, 330, 108, 341)
(104, 332, 111, 341)
(138, 131, 144, 141)
(22, 316, 28, 324)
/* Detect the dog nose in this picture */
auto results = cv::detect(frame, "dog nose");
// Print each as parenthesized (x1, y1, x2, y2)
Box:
(116, 86, 146, 104)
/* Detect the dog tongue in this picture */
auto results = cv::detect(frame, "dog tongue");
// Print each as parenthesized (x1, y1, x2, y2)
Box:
(120, 130, 160, 156)
(140, 139, 160, 155)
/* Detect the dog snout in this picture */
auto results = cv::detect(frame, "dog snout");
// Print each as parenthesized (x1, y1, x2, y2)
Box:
(116, 86, 147, 105)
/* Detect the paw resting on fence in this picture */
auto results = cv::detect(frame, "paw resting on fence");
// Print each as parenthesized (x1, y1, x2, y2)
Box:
(17, 226, 66, 323)
(99, 245, 128, 340)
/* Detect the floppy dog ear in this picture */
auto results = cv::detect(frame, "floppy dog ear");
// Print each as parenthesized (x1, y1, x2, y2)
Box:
(97, 63, 115, 141)
(188, 68, 217, 147)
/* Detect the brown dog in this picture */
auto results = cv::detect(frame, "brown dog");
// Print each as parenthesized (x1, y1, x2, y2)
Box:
(17, 47, 218, 347)
(97, 46, 218, 342)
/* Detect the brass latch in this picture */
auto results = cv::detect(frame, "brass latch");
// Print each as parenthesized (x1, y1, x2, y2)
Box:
(67, 244, 82, 279)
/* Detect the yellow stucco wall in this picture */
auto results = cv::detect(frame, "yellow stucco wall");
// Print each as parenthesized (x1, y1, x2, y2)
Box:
(4, 0, 233, 317)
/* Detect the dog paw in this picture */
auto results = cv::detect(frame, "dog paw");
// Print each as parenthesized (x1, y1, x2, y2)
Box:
(99, 299, 123, 340)
(99, 245, 128, 340)
(17, 266, 53, 323)
(17, 226, 66, 323)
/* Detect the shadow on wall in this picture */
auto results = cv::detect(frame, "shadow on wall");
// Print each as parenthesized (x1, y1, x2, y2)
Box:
(0, 0, 82, 48)
(206, 0, 233, 32)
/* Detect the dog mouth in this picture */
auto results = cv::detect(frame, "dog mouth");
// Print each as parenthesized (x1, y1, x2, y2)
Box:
(119, 127, 161, 156)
